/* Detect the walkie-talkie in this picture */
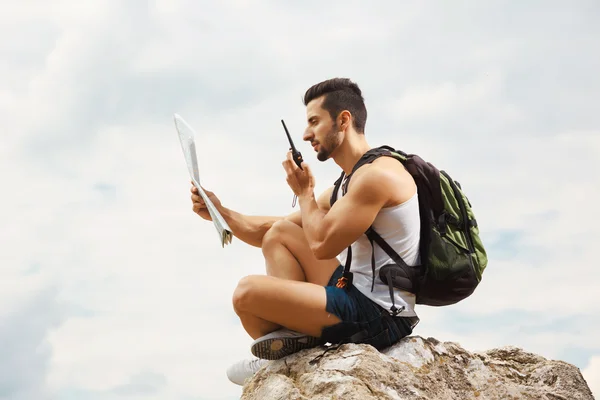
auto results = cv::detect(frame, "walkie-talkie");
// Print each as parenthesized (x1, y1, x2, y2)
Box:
(281, 119, 304, 207)
(281, 119, 304, 170)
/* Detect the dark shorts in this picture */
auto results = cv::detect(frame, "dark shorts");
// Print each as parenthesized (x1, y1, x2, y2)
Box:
(320, 265, 417, 350)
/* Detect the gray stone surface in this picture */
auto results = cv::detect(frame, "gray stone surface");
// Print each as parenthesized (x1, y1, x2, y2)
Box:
(241, 336, 595, 400)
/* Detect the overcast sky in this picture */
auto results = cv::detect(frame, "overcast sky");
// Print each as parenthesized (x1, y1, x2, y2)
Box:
(1, 1, 599, 399)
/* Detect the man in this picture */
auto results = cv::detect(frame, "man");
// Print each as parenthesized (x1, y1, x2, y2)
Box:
(190, 78, 421, 385)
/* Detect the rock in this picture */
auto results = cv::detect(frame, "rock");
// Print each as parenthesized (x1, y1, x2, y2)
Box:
(240, 336, 595, 400)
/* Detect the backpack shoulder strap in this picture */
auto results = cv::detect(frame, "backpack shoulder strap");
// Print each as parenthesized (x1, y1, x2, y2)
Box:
(329, 171, 345, 207)
(329, 145, 400, 207)
(328, 145, 409, 294)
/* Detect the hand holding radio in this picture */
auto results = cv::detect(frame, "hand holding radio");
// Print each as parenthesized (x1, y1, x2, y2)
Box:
(283, 150, 314, 195)
(281, 119, 304, 169)
(281, 119, 314, 206)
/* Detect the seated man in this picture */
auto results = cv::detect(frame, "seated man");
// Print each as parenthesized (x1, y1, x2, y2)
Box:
(190, 78, 421, 385)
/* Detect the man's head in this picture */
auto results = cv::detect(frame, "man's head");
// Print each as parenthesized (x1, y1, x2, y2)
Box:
(302, 78, 367, 161)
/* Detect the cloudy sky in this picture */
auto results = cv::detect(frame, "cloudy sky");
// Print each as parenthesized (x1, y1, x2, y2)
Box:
(1, 1, 599, 399)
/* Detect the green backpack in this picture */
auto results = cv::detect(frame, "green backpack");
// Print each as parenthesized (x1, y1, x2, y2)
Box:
(330, 145, 488, 314)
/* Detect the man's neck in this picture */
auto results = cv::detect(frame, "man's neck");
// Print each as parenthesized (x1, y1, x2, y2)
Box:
(332, 133, 372, 175)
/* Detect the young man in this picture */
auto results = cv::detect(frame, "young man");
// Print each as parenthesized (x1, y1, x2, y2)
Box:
(190, 78, 421, 385)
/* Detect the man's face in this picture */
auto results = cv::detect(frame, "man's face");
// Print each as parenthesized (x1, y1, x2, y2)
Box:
(303, 96, 341, 162)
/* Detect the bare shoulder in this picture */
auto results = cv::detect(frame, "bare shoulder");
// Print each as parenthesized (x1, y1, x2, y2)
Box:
(348, 156, 416, 207)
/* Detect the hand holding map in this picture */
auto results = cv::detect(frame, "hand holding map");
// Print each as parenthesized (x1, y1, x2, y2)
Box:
(174, 113, 233, 247)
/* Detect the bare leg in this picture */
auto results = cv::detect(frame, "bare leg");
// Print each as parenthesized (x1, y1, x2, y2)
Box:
(235, 220, 341, 338)
(261, 220, 340, 285)
(232, 275, 342, 339)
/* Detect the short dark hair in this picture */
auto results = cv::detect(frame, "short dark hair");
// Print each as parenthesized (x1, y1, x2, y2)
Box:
(303, 78, 367, 133)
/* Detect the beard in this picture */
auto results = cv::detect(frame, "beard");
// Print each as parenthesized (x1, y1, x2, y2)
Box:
(316, 122, 341, 162)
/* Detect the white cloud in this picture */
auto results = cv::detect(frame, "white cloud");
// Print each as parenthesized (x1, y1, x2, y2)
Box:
(1, 1, 599, 399)
(582, 356, 600, 399)
(389, 70, 515, 120)
(0, 283, 63, 400)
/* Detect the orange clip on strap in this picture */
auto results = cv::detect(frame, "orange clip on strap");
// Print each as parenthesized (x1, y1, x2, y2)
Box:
(335, 277, 348, 289)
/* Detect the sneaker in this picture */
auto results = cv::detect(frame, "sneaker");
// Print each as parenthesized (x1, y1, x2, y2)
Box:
(226, 357, 269, 386)
(251, 328, 321, 360)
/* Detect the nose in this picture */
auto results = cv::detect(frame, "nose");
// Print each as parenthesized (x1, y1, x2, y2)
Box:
(303, 128, 313, 142)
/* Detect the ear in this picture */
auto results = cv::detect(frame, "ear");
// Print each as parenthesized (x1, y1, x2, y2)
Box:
(339, 110, 352, 131)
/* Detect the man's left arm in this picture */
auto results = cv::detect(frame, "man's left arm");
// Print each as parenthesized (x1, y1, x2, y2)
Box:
(298, 167, 391, 260)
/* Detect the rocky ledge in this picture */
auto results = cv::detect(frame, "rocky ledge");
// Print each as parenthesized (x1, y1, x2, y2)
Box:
(240, 336, 594, 400)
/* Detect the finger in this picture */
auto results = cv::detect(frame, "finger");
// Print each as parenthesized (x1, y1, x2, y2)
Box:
(303, 163, 316, 185)
(286, 150, 296, 166)
(191, 194, 205, 204)
(294, 159, 308, 174)
(285, 152, 300, 173)
(301, 162, 311, 174)
(281, 159, 294, 176)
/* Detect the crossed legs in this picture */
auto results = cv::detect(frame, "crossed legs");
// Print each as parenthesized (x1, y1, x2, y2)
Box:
(232, 220, 342, 340)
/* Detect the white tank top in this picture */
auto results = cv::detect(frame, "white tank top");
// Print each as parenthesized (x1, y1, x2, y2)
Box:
(336, 182, 421, 317)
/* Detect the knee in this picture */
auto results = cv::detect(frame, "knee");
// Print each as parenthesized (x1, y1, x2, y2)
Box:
(262, 219, 294, 251)
(232, 275, 258, 314)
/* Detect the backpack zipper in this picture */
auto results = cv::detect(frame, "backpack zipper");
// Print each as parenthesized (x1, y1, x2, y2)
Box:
(440, 171, 475, 254)
(440, 231, 470, 253)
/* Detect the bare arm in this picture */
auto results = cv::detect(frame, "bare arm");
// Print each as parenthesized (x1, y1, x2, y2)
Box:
(191, 185, 334, 248)
(298, 164, 415, 260)
(219, 208, 283, 248)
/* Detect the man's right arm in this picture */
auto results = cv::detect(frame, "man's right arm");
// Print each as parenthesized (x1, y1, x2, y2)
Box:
(218, 208, 283, 248)
(193, 186, 334, 248)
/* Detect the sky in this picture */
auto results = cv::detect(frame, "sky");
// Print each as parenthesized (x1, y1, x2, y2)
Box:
(1, 1, 599, 399)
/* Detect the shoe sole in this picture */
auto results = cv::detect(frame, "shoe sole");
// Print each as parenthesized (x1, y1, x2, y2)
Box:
(251, 335, 321, 360)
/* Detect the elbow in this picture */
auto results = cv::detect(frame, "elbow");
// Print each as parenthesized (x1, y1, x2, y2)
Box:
(309, 224, 337, 260)
(311, 240, 336, 260)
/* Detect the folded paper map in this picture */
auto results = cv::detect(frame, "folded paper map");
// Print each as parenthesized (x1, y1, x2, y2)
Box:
(174, 113, 233, 247)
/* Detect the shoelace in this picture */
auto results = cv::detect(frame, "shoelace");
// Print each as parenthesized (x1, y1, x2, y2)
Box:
(308, 328, 370, 365)
(308, 343, 344, 365)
